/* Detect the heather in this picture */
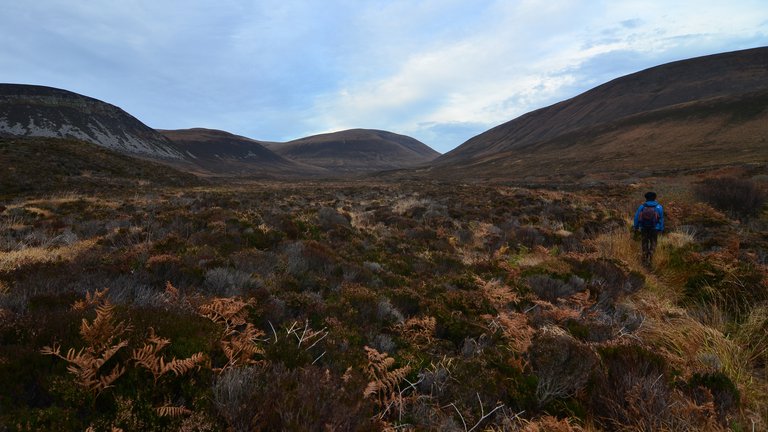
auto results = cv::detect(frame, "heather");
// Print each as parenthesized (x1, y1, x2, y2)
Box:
(0, 177, 766, 431)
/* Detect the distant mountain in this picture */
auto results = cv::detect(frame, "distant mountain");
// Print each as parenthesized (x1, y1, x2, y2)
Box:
(0, 84, 437, 178)
(158, 128, 327, 177)
(429, 47, 768, 181)
(0, 84, 183, 159)
(266, 129, 440, 173)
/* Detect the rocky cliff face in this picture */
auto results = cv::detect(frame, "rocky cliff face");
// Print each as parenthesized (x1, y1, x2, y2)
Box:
(0, 84, 183, 159)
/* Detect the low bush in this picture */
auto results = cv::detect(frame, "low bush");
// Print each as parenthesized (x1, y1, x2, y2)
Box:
(694, 176, 767, 219)
(528, 330, 598, 407)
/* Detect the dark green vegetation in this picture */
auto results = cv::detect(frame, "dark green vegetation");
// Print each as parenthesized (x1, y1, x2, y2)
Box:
(1, 169, 766, 431)
(0, 137, 200, 200)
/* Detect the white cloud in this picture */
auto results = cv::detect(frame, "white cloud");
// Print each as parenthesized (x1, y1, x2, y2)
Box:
(1, 0, 766, 152)
(303, 0, 768, 151)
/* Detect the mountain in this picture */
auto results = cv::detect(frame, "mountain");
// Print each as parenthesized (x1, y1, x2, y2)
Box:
(0, 84, 183, 159)
(158, 128, 327, 177)
(429, 47, 768, 181)
(0, 84, 436, 178)
(266, 129, 440, 173)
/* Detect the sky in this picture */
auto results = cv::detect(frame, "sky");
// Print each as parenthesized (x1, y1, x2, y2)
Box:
(1, 1, 766, 153)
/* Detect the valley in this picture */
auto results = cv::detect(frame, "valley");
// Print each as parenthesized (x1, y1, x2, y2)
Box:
(0, 46, 767, 431)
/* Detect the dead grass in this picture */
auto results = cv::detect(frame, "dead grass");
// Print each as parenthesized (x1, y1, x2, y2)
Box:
(589, 220, 642, 269)
(0, 238, 98, 272)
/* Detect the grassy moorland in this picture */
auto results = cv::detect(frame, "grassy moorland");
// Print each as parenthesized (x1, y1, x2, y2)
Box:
(0, 162, 766, 430)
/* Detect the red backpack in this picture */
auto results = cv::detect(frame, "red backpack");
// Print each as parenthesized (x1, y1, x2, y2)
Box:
(640, 204, 659, 228)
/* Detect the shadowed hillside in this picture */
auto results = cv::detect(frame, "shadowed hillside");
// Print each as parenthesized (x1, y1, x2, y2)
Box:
(0, 137, 200, 199)
(159, 128, 328, 178)
(267, 129, 440, 173)
(428, 47, 768, 182)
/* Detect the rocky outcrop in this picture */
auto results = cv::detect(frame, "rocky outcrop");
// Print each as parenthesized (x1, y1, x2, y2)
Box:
(0, 84, 183, 159)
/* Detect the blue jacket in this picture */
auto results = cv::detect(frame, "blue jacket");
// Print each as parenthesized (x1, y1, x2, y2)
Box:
(633, 200, 664, 231)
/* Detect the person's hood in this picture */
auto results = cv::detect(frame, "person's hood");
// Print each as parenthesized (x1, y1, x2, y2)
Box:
(644, 200, 660, 206)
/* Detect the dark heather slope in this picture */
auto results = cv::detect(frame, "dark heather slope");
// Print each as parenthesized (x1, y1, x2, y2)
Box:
(0, 84, 183, 159)
(159, 128, 327, 177)
(267, 129, 440, 173)
(0, 136, 200, 199)
(429, 46, 768, 181)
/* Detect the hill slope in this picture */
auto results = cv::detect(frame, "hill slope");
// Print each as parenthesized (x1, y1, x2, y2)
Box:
(267, 129, 440, 173)
(0, 137, 199, 199)
(429, 47, 768, 181)
(0, 84, 183, 159)
(158, 128, 327, 177)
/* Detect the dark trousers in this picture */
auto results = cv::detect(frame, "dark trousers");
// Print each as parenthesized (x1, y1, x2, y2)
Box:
(640, 228, 658, 265)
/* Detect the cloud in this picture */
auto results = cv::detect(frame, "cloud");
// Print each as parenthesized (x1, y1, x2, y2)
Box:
(304, 0, 768, 151)
(1, 0, 766, 151)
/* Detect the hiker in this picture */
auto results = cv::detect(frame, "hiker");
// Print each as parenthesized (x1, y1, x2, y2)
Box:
(633, 191, 664, 266)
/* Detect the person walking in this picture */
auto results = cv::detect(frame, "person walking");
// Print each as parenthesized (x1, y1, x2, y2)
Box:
(633, 191, 664, 267)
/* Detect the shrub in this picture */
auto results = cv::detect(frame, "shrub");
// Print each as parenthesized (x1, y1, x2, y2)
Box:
(694, 177, 767, 219)
(687, 372, 740, 424)
(573, 258, 645, 307)
(212, 366, 261, 432)
(527, 329, 598, 406)
(215, 364, 375, 431)
(525, 274, 585, 302)
(203, 267, 259, 297)
(316, 207, 351, 230)
(591, 344, 724, 431)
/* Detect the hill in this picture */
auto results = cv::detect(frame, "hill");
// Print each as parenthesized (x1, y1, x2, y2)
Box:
(0, 136, 199, 199)
(0, 84, 183, 159)
(267, 128, 440, 173)
(428, 47, 768, 182)
(158, 128, 327, 177)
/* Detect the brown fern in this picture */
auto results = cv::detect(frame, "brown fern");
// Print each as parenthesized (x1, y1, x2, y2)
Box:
(198, 297, 252, 330)
(161, 281, 200, 313)
(198, 297, 265, 372)
(72, 288, 110, 312)
(395, 316, 436, 348)
(80, 301, 131, 351)
(132, 327, 206, 385)
(363, 346, 412, 417)
(165, 281, 180, 302)
(218, 323, 265, 370)
(41, 339, 128, 395)
(155, 403, 193, 418)
(42, 290, 130, 395)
